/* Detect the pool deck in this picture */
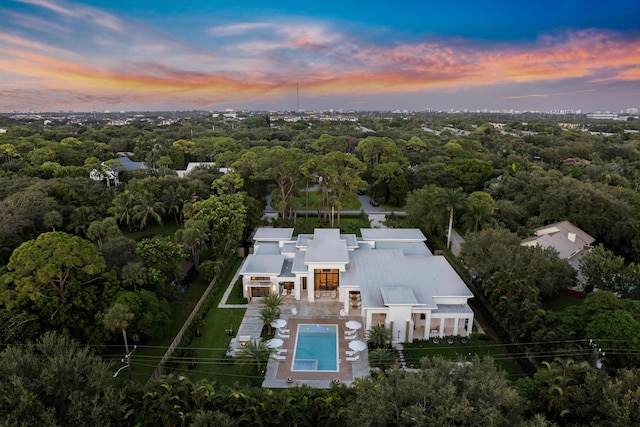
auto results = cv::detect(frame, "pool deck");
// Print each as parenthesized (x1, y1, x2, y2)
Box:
(260, 298, 371, 389)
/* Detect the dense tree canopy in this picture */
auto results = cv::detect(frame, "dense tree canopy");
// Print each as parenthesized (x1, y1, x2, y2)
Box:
(0, 332, 126, 426)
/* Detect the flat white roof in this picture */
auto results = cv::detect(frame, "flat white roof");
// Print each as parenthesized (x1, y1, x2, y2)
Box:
(304, 229, 349, 264)
(380, 287, 422, 305)
(360, 228, 426, 242)
(239, 254, 285, 275)
(254, 228, 294, 241)
(375, 241, 431, 256)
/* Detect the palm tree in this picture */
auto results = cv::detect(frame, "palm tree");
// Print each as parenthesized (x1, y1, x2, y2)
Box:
(260, 306, 280, 335)
(163, 185, 197, 227)
(461, 202, 494, 233)
(121, 261, 147, 290)
(103, 303, 134, 354)
(262, 293, 283, 311)
(239, 339, 272, 372)
(438, 187, 466, 248)
(367, 324, 390, 349)
(369, 348, 398, 371)
(109, 190, 137, 231)
(175, 219, 210, 266)
(133, 192, 165, 232)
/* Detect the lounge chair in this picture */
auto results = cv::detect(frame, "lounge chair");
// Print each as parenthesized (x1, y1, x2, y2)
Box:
(278, 328, 291, 334)
(345, 349, 359, 356)
(276, 348, 288, 354)
(344, 329, 358, 336)
(270, 354, 286, 361)
(346, 354, 360, 362)
(345, 334, 357, 340)
(276, 332, 291, 339)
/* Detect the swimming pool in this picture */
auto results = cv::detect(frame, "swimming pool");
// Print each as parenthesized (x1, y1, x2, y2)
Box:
(292, 324, 338, 371)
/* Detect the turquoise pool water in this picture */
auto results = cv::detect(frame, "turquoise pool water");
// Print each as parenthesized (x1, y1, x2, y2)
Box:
(292, 324, 338, 371)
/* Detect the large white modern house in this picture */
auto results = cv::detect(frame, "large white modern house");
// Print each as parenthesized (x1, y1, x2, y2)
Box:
(240, 228, 475, 344)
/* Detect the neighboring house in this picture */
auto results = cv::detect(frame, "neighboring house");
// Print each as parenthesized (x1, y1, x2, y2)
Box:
(521, 221, 595, 284)
(175, 162, 230, 178)
(89, 156, 149, 186)
(89, 168, 120, 186)
(240, 227, 475, 343)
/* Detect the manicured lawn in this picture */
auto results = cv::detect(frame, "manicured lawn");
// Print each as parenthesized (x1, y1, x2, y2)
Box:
(403, 337, 525, 378)
(179, 257, 261, 387)
(184, 308, 259, 387)
(225, 277, 248, 305)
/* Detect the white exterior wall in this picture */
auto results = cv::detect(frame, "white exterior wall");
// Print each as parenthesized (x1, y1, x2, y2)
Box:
(387, 305, 413, 344)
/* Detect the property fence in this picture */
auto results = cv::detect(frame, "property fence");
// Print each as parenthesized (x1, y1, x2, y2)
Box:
(148, 255, 232, 382)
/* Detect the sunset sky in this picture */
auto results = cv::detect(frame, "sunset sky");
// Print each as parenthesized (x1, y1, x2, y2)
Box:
(1, 0, 639, 112)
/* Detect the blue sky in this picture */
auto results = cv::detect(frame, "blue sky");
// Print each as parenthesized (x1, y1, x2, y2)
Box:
(1, 0, 639, 112)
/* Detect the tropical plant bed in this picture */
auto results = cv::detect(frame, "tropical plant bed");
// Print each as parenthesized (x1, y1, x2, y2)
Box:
(430, 336, 469, 345)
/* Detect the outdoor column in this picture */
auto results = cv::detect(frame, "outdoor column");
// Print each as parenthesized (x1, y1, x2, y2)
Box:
(424, 311, 432, 340)
(466, 316, 473, 336)
(438, 318, 444, 337)
(453, 318, 460, 336)
(294, 277, 301, 301)
(308, 271, 315, 302)
(365, 310, 374, 332)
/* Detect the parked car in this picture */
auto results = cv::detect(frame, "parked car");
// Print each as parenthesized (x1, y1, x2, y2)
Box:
(369, 199, 380, 207)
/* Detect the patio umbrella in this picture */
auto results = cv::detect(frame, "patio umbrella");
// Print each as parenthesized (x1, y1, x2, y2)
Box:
(265, 338, 284, 349)
(345, 320, 362, 330)
(270, 319, 287, 329)
(349, 340, 367, 352)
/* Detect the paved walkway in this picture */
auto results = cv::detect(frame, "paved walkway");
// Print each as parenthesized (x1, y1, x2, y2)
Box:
(217, 258, 248, 309)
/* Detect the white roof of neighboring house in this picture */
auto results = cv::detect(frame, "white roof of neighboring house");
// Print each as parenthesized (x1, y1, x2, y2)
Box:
(176, 162, 231, 177)
(521, 221, 595, 284)
(521, 220, 595, 260)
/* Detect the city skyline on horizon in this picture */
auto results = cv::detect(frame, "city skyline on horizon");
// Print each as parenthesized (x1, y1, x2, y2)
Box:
(1, 1, 640, 113)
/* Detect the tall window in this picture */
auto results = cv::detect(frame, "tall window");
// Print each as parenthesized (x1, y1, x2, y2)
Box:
(314, 269, 339, 290)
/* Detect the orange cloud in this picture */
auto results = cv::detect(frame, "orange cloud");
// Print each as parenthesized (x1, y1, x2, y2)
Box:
(2, 10, 640, 111)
